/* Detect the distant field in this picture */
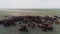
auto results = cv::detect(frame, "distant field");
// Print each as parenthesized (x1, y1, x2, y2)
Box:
(0, 9, 60, 16)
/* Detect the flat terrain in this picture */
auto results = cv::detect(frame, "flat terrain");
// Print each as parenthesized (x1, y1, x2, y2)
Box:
(0, 9, 60, 34)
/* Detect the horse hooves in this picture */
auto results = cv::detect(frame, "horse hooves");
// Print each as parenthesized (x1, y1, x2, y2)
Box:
(4, 25, 10, 27)
(48, 27, 53, 31)
(25, 29, 28, 31)
(43, 29, 48, 32)
(19, 23, 21, 24)
(48, 29, 53, 31)
(12, 23, 16, 25)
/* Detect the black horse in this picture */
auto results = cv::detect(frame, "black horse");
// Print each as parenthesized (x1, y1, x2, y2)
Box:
(19, 26, 28, 32)
(43, 26, 53, 31)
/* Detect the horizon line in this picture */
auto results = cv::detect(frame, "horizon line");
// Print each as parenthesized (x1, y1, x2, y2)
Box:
(0, 8, 60, 10)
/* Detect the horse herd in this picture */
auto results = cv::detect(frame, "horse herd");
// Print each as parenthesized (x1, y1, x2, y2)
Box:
(0, 15, 60, 32)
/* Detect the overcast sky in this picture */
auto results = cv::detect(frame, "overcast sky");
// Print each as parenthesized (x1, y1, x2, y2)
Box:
(0, 0, 60, 9)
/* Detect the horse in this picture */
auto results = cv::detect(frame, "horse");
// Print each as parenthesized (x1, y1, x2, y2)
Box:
(38, 23, 53, 32)
(19, 26, 28, 32)
(42, 24, 53, 31)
